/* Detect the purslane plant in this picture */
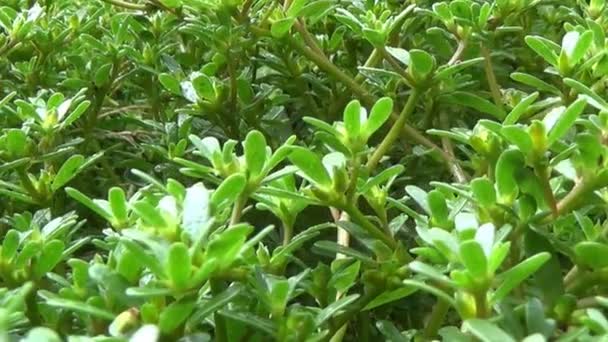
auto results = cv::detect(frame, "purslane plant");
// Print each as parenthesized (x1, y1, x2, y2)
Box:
(4, 0, 608, 341)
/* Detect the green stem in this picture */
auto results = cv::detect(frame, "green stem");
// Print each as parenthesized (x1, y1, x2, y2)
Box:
(535, 164, 557, 217)
(366, 88, 419, 171)
(101, 0, 147, 10)
(440, 111, 468, 183)
(423, 298, 451, 339)
(250, 25, 458, 171)
(474, 291, 489, 318)
(0, 39, 18, 57)
(230, 194, 248, 226)
(480, 45, 504, 114)
(282, 221, 293, 246)
(210, 280, 228, 342)
(342, 203, 399, 251)
(324, 290, 380, 342)
(17, 169, 41, 203)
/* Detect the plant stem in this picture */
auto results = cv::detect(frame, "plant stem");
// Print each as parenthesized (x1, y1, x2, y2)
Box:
(0, 39, 18, 57)
(366, 88, 419, 171)
(439, 111, 468, 183)
(282, 221, 293, 246)
(294, 20, 326, 58)
(101, 0, 147, 10)
(480, 45, 504, 114)
(378, 46, 414, 85)
(448, 40, 467, 65)
(535, 164, 557, 217)
(343, 203, 399, 251)
(324, 290, 380, 342)
(17, 169, 41, 203)
(250, 25, 460, 171)
(423, 298, 451, 339)
(210, 280, 228, 342)
(474, 292, 489, 318)
(230, 194, 248, 225)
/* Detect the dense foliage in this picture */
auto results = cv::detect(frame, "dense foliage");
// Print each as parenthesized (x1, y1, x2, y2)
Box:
(3, 0, 608, 340)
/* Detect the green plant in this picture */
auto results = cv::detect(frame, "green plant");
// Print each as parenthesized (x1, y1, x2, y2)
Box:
(4, 0, 608, 341)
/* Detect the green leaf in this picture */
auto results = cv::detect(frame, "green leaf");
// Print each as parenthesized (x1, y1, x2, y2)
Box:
(189, 284, 243, 322)
(401, 279, 455, 307)
(547, 97, 586, 146)
(61, 100, 90, 129)
(159, 0, 180, 8)
(524, 230, 564, 306)
(288, 147, 332, 188)
(2, 229, 20, 260)
(409, 49, 435, 79)
(575, 242, 608, 269)
(562, 30, 593, 66)
(33, 240, 65, 278)
(385, 46, 410, 65)
(491, 252, 550, 304)
(303, 117, 339, 135)
(6, 129, 26, 157)
(525, 36, 559, 66)
(563, 78, 608, 111)
(428, 189, 449, 224)
(94, 63, 113, 87)
(363, 286, 417, 311)
(501, 125, 533, 154)
(46, 298, 114, 320)
(459, 240, 487, 278)
(343, 100, 362, 139)
(211, 174, 246, 209)
(51, 155, 85, 192)
(159, 73, 181, 95)
(109, 187, 128, 225)
(405, 185, 430, 214)
(167, 242, 191, 290)
(463, 319, 516, 342)
(286, 0, 306, 17)
(159, 300, 195, 333)
(471, 177, 496, 207)
(271, 17, 296, 38)
(244, 130, 267, 178)
(315, 294, 359, 326)
(434, 57, 484, 80)
(365, 97, 394, 137)
(65, 187, 113, 222)
(376, 320, 408, 342)
(132, 201, 167, 228)
(192, 74, 215, 100)
(329, 260, 361, 293)
(444, 92, 504, 119)
(205, 224, 253, 270)
(504, 92, 539, 125)
(510, 73, 560, 95)
(408, 261, 453, 287)
(495, 148, 524, 204)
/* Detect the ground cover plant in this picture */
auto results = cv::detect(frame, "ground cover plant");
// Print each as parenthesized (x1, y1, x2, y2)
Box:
(4, 0, 608, 340)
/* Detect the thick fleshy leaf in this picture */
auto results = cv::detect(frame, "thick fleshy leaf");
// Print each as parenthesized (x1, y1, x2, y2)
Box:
(575, 242, 608, 269)
(547, 97, 586, 146)
(491, 252, 550, 304)
(244, 130, 267, 178)
(463, 319, 516, 342)
(525, 36, 559, 66)
(459, 240, 487, 278)
(504, 92, 539, 125)
(51, 155, 85, 191)
(343, 100, 362, 138)
(288, 147, 332, 188)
